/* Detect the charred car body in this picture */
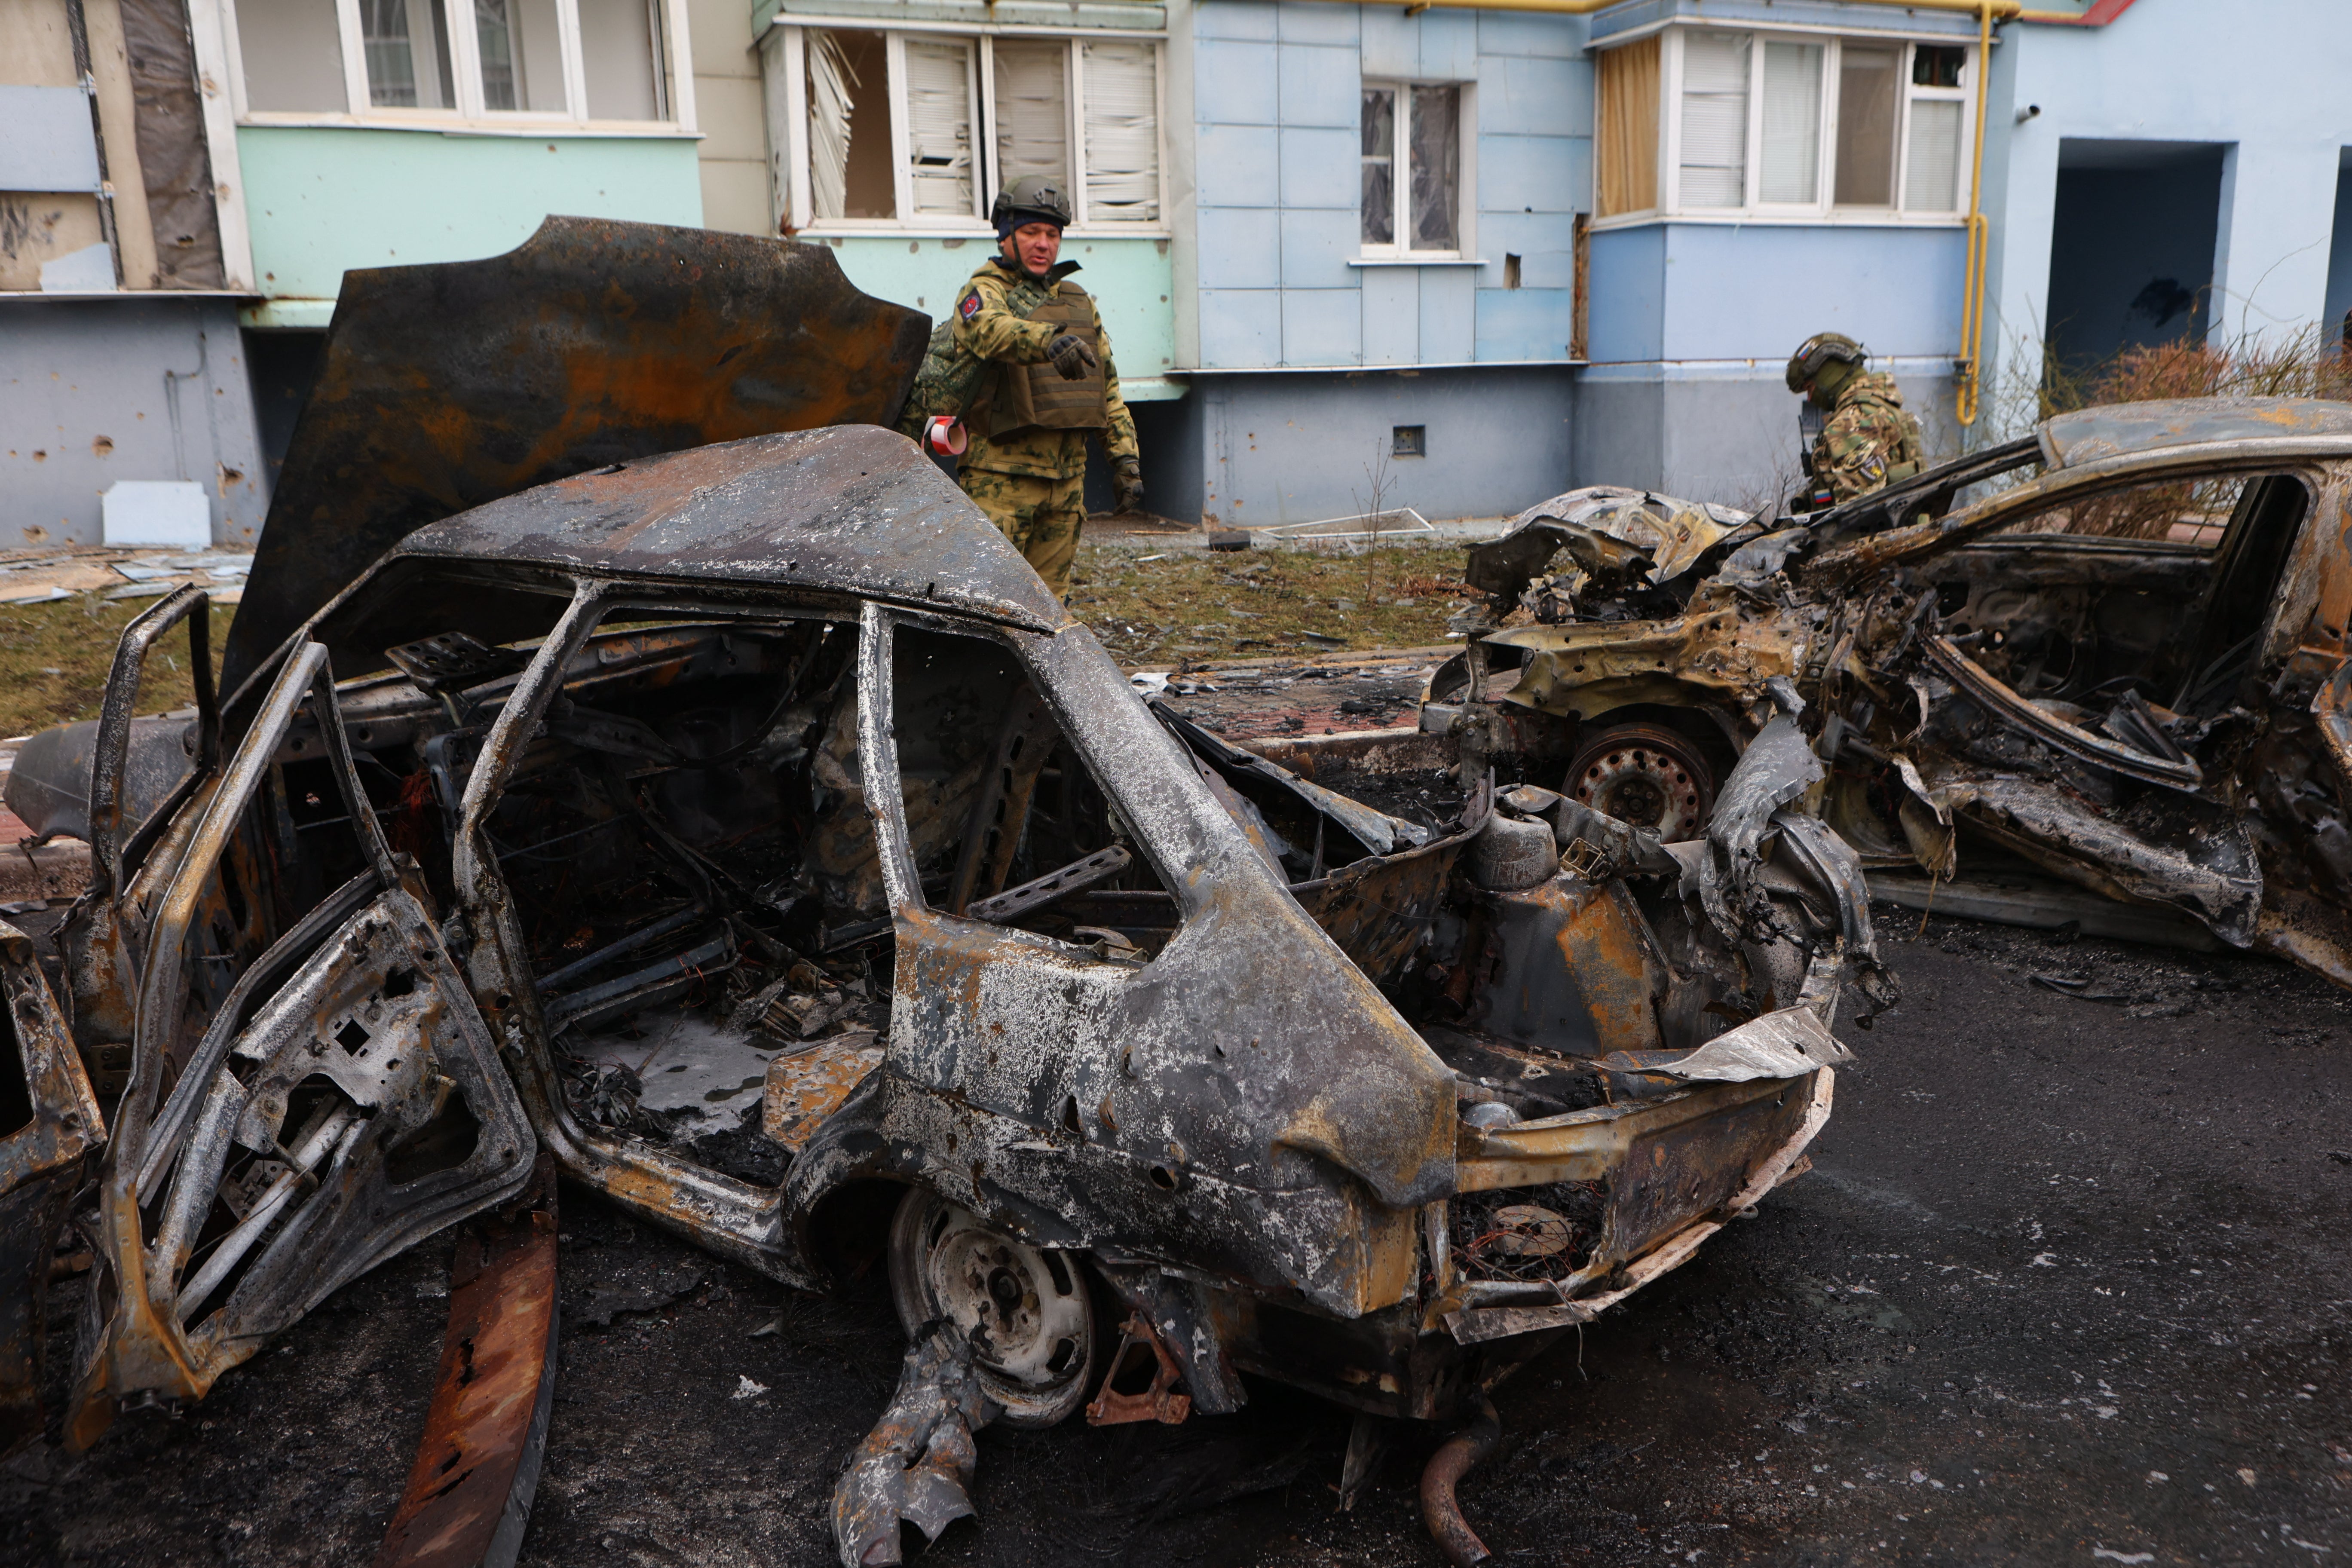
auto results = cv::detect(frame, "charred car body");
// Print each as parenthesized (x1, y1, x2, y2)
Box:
(0, 220, 1883, 1566)
(1435, 398, 2352, 989)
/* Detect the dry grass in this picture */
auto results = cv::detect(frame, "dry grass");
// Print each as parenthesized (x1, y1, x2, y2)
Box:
(1985, 327, 2352, 540)
(1069, 542, 1473, 666)
(0, 596, 234, 741)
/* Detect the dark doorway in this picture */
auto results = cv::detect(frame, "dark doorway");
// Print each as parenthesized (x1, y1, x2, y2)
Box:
(2325, 149, 2352, 354)
(2045, 139, 2226, 378)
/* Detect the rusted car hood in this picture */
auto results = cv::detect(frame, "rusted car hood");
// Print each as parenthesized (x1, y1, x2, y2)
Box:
(221, 216, 929, 695)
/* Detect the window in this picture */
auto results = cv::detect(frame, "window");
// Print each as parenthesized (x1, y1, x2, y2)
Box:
(1594, 27, 1973, 222)
(787, 28, 1163, 231)
(229, 0, 677, 125)
(1360, 81, 1461, 254)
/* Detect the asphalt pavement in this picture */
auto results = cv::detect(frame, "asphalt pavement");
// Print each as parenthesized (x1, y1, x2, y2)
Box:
(1, 910, 2346, 1567)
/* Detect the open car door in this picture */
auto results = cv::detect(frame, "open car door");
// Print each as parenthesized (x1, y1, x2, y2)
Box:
(69, 636, 534, 1445)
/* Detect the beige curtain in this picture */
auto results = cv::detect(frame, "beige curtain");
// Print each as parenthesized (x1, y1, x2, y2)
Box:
(1596, 37, 1659, 218)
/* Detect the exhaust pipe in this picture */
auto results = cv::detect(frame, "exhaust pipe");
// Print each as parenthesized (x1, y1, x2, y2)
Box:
(1419, 1392, 1501, 1566)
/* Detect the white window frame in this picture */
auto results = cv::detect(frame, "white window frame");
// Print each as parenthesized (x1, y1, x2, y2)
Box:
(773, 20, 1169, 239)
(221, 0, 697, 134)
(1607, 21, 1975, 230)
(1358, 77, 1473, 261)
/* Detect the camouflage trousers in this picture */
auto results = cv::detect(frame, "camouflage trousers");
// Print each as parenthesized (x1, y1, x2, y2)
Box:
(959, 467, 1085, 600)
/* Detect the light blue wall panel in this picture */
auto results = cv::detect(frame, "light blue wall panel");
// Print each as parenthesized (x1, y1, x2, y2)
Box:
(1194, 124, 1280, 207)
(1419, 267, 1476, 361)
(1587, 225, 1666, 364)
(1195, 40, 1280, 123)
(1473, 10, 1586, 59)
(1476, 54, 1586, 138)
(1357, 7, 1415, 78)
(1279, 126, 1358, 209)
(1362, 266, 1418, 364)
(1200, 288, 1283, 364)
(1277, 42, 1359, 129)
(1478, 212, 1575, 289)
(1415, 10, 1477, 80)
(1283, 287, 1361, 364)
(1279, 208, 1357, 290)
(1475, 285, 1574, 362)
(1195, 0, 1275, 40)
(1657, 224, 1965, 361)
(1479, 133, 1584, 216)
(1276, 0, 1357, 46)
(1197, 207, 1283, 289)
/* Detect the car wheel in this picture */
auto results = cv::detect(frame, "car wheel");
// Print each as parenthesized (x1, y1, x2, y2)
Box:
(1564, 723, 1715, 843)
(886, 1188, 1099, 1428)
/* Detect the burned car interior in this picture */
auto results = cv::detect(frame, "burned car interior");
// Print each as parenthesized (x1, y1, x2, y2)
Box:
(3, 420, 1878, 1568)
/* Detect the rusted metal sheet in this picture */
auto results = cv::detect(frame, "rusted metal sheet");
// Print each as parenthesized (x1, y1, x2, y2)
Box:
(222, 218, 932, 694)
(2040, 397, 2352, 469)
(374, 1155, 559, 1568)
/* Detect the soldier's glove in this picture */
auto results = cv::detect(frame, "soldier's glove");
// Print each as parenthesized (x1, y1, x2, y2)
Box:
(1047, 333, 1098, 380)
(1112, 458, 1145, 514)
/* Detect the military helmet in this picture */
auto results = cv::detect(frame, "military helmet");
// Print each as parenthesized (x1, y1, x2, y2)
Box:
(1785, 331, 1867, 392)
(991, 176, 1074, 235)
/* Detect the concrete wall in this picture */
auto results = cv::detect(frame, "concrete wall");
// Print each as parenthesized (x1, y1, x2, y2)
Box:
(1185, 365, 1574, 527)
(812, 235, 1182, 395)
(1187, 0, 1589, 370)
(0, 298, 268, 547)
(1984, 0, 2352, 416)
(691, 0, 773, 236)
(237, 126, 706, 302)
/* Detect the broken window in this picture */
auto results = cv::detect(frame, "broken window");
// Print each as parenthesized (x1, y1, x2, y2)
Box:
(887, 624, 1173, 954)
(1619, 28, 1972, 221)
(788, 29, 1163, 231)
(1360, 80, 1462, 255)
(231, 0, 680, 122)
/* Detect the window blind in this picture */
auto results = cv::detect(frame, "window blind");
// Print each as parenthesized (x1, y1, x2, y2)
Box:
(903, 37, 974, 216)
(1905, 97, 1961, 211)
(1758, 39, 1821, 204)
(1081, 40, 1158, 224)
(807, 29, 855, 220)
(1677, 31, 1748, 209)
(992, 40, 1068, 193)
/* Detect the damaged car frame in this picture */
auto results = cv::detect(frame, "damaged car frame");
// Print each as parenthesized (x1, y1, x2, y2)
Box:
(1437, 398, 2352, 990)
(0, 222, 1885, 1568)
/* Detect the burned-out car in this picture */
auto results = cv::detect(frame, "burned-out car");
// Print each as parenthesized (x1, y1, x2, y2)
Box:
(0, 222, 1884, 1567)
(0, 430, 1889, 1564)
(1434, 398, 2352, 987)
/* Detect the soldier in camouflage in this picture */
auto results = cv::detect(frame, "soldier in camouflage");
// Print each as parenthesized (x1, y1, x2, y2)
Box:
(1785, 332, 1924, 508)
(906, 175, 1142, 600)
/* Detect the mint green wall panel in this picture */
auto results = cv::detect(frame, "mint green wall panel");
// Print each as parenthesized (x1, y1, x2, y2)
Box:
(812, 235, 1183, 397)
(239, 126, 704, 301)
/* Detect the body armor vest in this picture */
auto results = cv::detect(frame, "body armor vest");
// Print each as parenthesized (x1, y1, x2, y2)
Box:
(985, 287, 1108, 437)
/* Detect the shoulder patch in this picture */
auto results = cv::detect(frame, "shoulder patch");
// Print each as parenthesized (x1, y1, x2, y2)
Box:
(958, 291, 982, 320)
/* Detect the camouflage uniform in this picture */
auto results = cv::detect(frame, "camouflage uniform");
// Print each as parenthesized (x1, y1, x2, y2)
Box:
(1811, 370, 1924, 503)
(948, 256, 1138, 600)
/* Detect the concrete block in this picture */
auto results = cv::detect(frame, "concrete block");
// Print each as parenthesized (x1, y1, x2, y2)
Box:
(1194, 0, 1277, 41)
(1195, 39, 1280, 124)
(1199, 288, 1283, 366)
(1281, 288, 1362, 365)
(1198, 207, 1283, 289)
(1361, 266, 1419, 364)
(1279, 126, 1358, 210)
(1279, 207, 1358, 290)
(1277, 42, 1359, 129)
(102, 481, 211, 548)
(1195, 125, 1280, 206)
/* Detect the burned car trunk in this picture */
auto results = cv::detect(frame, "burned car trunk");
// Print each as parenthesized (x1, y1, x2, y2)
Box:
(1440, 396, 2352, 989)
(18, 425, 1881, 1564)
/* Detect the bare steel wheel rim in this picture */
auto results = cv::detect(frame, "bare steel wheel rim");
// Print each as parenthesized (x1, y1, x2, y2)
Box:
(887, 1190, 1096, 1428)
(1565, 723, 1714, 843)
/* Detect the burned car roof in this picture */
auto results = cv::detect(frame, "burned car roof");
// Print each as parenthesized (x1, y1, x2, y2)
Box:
(386, 427, 1070, 633)
(2040, 396, 2352, 469)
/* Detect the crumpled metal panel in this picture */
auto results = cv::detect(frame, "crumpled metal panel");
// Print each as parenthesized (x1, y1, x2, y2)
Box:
(2040, 397, 2352, 470)
(1466, 486, 1756, 598)
(223, 217, 931, 693)
(392, 428, 1067, 636)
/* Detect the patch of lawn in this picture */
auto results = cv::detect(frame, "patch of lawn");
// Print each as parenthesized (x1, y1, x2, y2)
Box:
(0, 596, 235, 740)
(1069, 543, 1472, 667)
